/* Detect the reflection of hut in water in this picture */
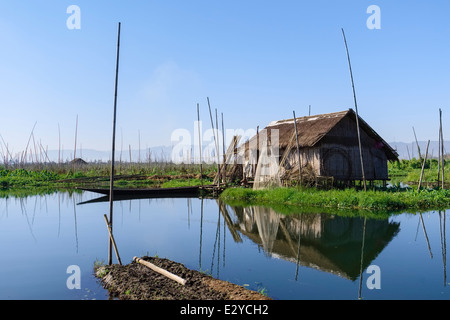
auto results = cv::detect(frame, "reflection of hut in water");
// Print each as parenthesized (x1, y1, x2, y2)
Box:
(229, 206, 400, 280)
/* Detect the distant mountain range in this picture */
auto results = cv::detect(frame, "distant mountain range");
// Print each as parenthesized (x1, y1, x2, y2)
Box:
(389, 141, 450, 160)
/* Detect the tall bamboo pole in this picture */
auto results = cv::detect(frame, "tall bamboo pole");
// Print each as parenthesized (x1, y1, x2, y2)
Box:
(74, 114, 78, 161)
(293, 111, 302, 186)
(342, 28, 366, 191)
(207, 97, 220, 186)
(413, 126, 422, 163)
(197, 103, 203, 187)
(221, 112, 226, 184)
(108, 22, 121, 265)
(440, 108, 445, 189)
(417, 140, 430, 192)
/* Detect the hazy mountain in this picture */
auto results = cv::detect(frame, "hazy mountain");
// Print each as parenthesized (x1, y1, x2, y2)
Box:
(29, 141, 449, 163)
(389, 141, 449, 160)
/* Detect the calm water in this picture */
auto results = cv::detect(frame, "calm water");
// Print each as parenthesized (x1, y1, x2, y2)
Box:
(0, 190, 448, 300)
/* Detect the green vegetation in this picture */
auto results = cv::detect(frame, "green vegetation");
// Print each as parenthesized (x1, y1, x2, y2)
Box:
(0, 162, 217, 190)
(220, 186, 450, 212)
(3, 159, 450, 213)
(388, 158, 449, 186)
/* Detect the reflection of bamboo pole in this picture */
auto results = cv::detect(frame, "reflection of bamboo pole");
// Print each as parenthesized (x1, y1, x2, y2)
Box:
(295, 215, 303, 281)
(439, 210, 447, 285)
(199, 198, 204, 270)
(217, 200, 242, 243)
(419, 213, 433, 259)
(417, 140, 430, 192)
(358, 217, 367, 300)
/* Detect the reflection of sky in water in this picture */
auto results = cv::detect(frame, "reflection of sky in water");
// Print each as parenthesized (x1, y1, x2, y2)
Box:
(0, 191, 448, 300)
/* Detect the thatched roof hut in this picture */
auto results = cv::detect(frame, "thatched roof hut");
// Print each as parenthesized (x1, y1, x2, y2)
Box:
(238, 109, 398, 187)
(70, 158, 88, 166)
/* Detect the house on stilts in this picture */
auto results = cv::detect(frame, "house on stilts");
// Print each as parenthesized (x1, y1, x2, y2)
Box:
(230, 109, 398, 189)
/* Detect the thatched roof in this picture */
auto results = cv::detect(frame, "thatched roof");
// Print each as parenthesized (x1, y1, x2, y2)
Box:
(241, 109, 398, 161)
(70, 157, 88, 165)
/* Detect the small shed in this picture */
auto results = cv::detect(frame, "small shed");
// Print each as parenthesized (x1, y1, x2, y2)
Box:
(238, 109, 398, 188)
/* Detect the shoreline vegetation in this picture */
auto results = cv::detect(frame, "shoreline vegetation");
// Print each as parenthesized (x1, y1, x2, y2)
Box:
(220, 187, 450, 214)
(1, 159, 450, 212)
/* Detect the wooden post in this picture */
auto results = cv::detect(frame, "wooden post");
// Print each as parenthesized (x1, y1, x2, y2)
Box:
(197, 103, 203, 188)
(108, 22, 121, 265)
(342, 28, 366, 191)
(293, 111, 302, 186)
(417, 140, 430, 192)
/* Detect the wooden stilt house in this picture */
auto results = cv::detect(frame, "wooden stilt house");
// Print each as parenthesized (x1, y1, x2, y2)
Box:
(238, 109, 398, 188)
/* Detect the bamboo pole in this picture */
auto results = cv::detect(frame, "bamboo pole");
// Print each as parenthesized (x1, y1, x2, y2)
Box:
(440, 108, 445, 189)
(293, 111, 302, 186)
(221, 112, 226, 184)
(108, 22, 121, 265)
(74, 114, 78, 162)
(342, 28, 366, 191)
(58, 123, 61, 165)
(412, 126, 422, 162)
(104, 214, 122, 265)
(207, 97, 220, 186)
(417, 140, 430, 192)
(197, 103, 203, 187)
(438, 113, 441, 187)
(133, 257, 187, 286)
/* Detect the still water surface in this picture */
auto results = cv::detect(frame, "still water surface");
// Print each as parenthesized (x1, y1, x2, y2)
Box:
(0, 190, 448, 300)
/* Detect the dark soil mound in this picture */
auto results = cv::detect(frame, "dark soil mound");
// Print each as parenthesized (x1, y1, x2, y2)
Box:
(96, 256, 271, 300)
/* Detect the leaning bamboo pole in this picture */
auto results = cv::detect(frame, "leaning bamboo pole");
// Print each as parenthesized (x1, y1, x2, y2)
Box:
(413, 126, 422, 163)
(342, 28, 366, 191)
(293, 111, 302, 186)
(133, 257, 187, 286)
(108, 22, 121, 265)
(104, 214, 122, 265)
(417, 140, 430, 192)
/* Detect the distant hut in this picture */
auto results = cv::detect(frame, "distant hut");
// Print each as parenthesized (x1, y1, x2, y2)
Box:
(237, 109, 398, 189)
(70, 158, 88, 166)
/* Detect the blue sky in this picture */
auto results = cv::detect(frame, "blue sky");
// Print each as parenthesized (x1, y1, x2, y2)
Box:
(0, 1, 449, 159)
